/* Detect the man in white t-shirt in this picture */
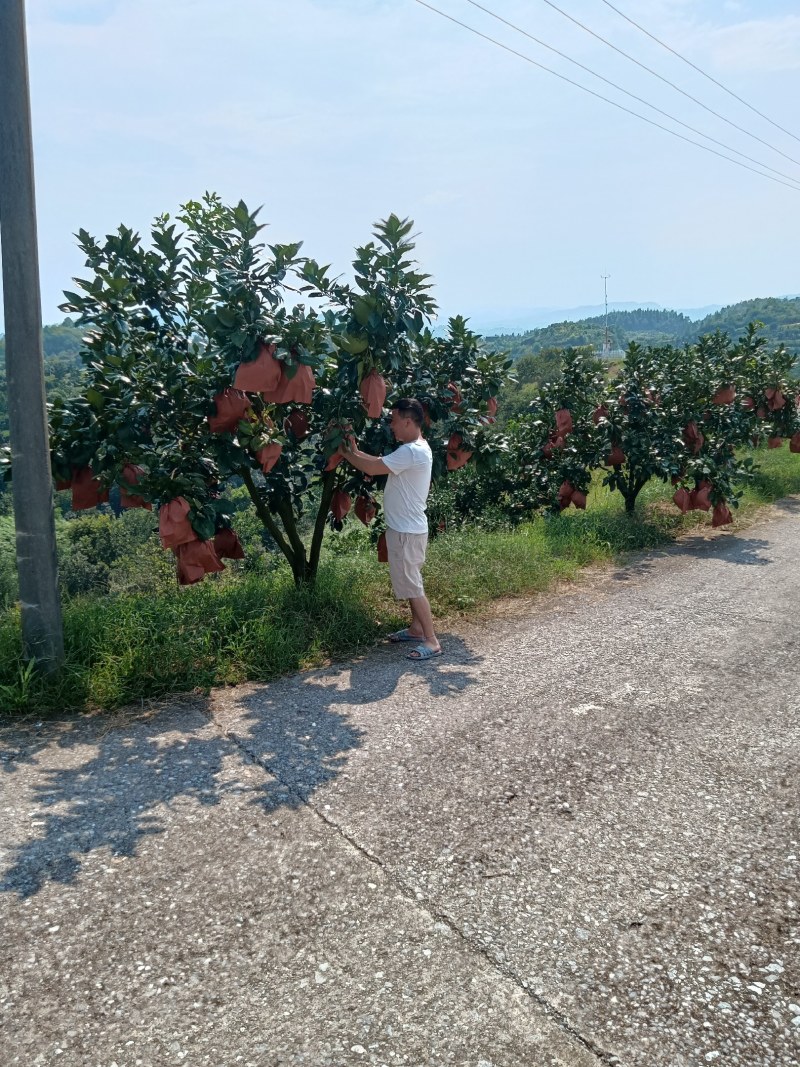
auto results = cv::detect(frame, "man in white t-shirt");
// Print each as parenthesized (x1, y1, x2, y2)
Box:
(342, 398, 440, 660)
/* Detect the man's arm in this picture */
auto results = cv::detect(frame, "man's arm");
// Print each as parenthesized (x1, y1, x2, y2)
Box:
(341, 440, 392, 477)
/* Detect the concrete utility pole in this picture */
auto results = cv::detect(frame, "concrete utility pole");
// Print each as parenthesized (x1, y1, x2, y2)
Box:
(0, 0, 64, 671)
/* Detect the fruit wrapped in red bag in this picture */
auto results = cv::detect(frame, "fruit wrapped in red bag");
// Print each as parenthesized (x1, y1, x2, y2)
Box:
(446, 433, 472, 471)
(446, 382, 463, 413)
(284, 409, 310, 440)
(359, 369, 387, 418)
(712, 502, 733, 528)
(119, 464, 151, 510)
(712, 385, 736, 405)
(208, 389, 251, 433)
(354, 495, 377, 526)
(213, 527, 245, 560)
(606, 446, 625, 467)
(175, 539, 225, 585)
(159, 497, 197, 549)
(330, 490, 351, 522)
(557, 480, 574, 511)
(689, 481, 712, 512)
(377, 531, 388, 563)
(555, 408, 573, 437)
(234, 342, 282, 394)
(683, 422, 704, 454)
(71, 467, 109, 510)
(264, 363, 315, 405)
(255, 442, 282, 473)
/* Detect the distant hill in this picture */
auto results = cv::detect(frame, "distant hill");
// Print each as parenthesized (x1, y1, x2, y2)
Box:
(460, 301, 723, 336)
(486, 296, 800, 360)
(0, 320, 85, 443)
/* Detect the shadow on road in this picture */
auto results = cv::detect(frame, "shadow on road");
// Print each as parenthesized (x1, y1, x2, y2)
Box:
(0, 635, 480, 898)
(220, 634, 482, 800)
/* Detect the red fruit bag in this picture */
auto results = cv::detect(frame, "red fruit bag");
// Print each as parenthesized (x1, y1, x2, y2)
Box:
(213, 528, 245, 560)
(557, 481, 574, 511)
(234, 342, 282, 393)
(377, 532, 388, 563)
(712, 385, 736, 405)
(284, 409, 311, 440)
(690, 481, 712, 512)
(255, 442, 282, 473)
(71, 467, 109, 510)
(712, 502, 733, 528)
(159, 497, 197, 549)
(359, 369, 387, 418)
(354, 496, 376, 526)
(330, 490, 351, 522)
(175, 539, 225, 585)
(446, 433, 472, 471)
(208, 388, 252, 433)
(606, 446, 625, 466)
(555, 408, 573, 437)
(119, 463, 151, 510)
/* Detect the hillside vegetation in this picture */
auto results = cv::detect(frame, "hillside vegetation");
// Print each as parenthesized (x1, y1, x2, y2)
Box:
(0, 320, 85, 442)
(487, 296, 800, 360)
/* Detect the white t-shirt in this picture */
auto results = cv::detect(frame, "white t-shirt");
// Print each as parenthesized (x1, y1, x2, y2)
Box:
(382, 438, 433, 534)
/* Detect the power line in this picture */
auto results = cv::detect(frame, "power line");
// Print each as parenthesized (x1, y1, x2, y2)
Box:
(462, 0, 800, 190)
(598, 0, 800, 147)
(412, 1, 800, 194)
(534, 0, 800, 169)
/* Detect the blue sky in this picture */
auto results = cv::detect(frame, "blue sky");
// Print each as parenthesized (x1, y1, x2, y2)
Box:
(4, 0, 800, 332)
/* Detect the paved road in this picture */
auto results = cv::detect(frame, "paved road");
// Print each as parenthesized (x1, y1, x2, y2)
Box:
(2, 501, 799, 1066)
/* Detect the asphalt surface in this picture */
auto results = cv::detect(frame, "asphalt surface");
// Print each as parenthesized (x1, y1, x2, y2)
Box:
(2, 500, 799, 1066)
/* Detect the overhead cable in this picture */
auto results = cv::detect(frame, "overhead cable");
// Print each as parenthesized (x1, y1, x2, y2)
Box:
(412, 1, 800, 194)
(462, 0, 800, 189)
(598, 0, 800, 146)
(534, 0, 800, 169)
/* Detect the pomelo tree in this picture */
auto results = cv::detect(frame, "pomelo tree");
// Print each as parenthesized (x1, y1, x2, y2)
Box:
(48, 197, 511, 585)
(507, 326, 798, 524)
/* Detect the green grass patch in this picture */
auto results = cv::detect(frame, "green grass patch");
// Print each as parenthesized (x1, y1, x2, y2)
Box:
(2, 447, 799, 716)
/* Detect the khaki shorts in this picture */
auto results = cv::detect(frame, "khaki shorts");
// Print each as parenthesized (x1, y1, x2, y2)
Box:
(386, 528, 428, 600)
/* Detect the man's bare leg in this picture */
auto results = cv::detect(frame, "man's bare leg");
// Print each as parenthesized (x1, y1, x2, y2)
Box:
(408, 595, 440, 652)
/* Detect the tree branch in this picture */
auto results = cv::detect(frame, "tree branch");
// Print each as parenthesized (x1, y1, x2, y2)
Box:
(241, 467, 295, 564)
(309, 471, 337, 580)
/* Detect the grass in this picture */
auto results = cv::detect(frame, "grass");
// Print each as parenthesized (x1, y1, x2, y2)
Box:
(1, 447, 798, 716)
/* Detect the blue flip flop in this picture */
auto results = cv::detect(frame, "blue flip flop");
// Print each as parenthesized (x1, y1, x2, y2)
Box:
(406, 645, 443, 661)
(388, 628, 421, 643)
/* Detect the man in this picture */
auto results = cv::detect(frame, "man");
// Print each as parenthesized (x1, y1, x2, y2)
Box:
(342, 398, 441, 661)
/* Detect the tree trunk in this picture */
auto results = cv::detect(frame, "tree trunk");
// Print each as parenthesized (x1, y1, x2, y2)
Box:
(307, 472, 337, 585)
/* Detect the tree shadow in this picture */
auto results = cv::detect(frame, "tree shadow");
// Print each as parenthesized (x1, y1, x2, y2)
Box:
(773, 496, 800, 516)
(0, 692, 364, 898)
(218, 634, 483, 800)
(667, 534, 772, 566)
(0, 635, 481, 899)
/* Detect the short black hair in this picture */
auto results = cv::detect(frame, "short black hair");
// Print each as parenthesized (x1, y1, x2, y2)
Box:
(391, 397, 425, 427)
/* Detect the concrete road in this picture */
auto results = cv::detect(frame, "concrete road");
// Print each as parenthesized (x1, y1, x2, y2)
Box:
(2, 501, 799, 1066)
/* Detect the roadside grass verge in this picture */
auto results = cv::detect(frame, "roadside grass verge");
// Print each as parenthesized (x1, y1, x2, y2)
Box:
(1, 447, 798, 716)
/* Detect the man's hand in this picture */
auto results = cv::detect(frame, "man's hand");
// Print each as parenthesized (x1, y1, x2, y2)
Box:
(342, 433, 358, 454)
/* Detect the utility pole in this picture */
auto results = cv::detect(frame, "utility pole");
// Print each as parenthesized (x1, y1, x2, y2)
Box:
(0, 0, 64, 671)
(601, 273, 611, 359)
